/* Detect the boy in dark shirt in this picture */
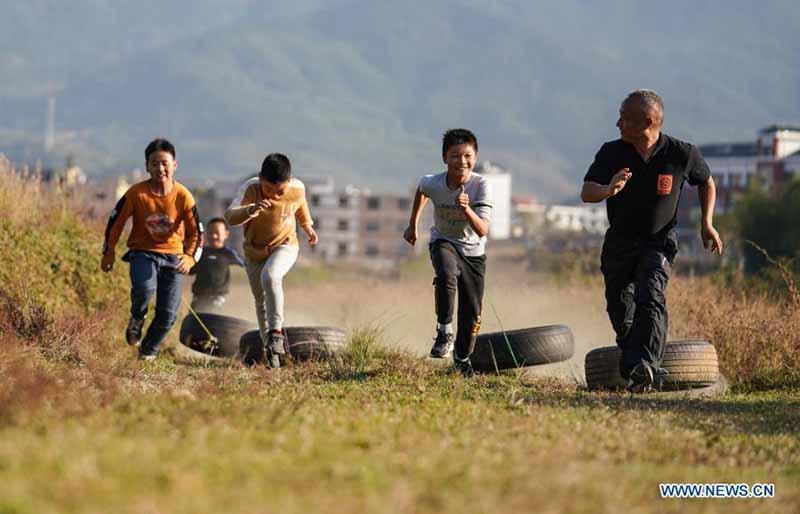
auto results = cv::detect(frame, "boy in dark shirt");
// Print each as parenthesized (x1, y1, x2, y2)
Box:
(189, 217, 244, 312)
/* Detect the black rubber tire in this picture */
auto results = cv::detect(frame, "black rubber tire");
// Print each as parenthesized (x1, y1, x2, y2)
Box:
(284, 326, 348, 361)
(238, 329, 291, 366)
(178, 312, 256, 358)
(470, 325, 575, 373)
(238, 326, 348, 364)
(585, 340, 719, 391)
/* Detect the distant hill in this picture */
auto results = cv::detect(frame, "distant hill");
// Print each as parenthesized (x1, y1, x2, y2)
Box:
(1, 0, 799, 200)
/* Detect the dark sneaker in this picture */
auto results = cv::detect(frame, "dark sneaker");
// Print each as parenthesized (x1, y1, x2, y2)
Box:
(652, 366, 670, 391)
(126, 316, 145, 346)
(268, 331, 286, 355)
(626, 361, 654, 393)
(268, 351, 281, 369)
(454, 357, 475, 378)
(429, 330, 454, 358)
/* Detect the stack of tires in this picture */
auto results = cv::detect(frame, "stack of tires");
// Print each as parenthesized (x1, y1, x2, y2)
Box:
(469, 324, 575, 373)
(585, 340, 721, 391)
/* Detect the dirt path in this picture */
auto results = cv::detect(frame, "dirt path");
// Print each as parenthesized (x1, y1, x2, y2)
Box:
(206, 249, 615, 381)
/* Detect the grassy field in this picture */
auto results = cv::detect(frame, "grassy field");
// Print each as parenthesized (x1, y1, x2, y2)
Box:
(2, 347, 798, 514)
(1, 161, 799, 513)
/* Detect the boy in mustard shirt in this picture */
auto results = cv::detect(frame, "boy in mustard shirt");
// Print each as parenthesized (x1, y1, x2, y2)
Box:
(225, 153, 318, 368)
(101, 138, 204, 360)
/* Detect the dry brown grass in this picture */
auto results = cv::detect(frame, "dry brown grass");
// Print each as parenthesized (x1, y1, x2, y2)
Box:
(670, 274, 800, 389)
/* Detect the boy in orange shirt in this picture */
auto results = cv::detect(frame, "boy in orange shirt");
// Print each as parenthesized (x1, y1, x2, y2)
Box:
(101, 138, 203, 360)
(225, 153, 317, 368)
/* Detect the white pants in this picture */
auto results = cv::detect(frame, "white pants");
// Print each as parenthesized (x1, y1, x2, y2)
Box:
(245, 245, 299, 341)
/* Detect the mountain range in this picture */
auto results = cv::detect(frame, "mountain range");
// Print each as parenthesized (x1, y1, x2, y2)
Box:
(2, 0, 798, 200)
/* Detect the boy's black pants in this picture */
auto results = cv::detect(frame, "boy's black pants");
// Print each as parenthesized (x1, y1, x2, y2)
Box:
(600, 228, 678, 378)
(430, 240, 486, 361)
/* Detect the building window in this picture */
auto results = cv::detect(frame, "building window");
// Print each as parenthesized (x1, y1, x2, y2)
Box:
(367, 197, 381, 210)
(311, 194, 320, 207)
(337, 219, 349, 231)
(366, 221, 380, 232)
(339, 195, 349, 208)
(337, 242, 349, 256)
(397, 198, 410, 210)
(365, 243, 380, 256)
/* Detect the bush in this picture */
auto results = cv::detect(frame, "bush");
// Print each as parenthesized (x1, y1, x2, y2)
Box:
(0, 157, 127, 312)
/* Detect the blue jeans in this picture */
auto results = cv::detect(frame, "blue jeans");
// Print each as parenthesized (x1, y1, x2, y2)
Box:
(123, 250, 185, 356)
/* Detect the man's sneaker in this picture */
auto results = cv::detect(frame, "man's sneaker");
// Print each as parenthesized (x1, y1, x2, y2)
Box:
(126, 316, 145, 346)
(652, 366, 670, 391)
(626, 361, 654, 393)
(138, 353, 157, 362)
(454, 357, 475, 378)
(268, 330, 286, 355)
(429, 330, 454, 358)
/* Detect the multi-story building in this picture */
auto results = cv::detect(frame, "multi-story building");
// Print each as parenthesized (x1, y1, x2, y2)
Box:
(699, 125, 800, 206)
(301, 177, 362, 262)
(474, 161, 512, 240)
(358, 191, 434, 266)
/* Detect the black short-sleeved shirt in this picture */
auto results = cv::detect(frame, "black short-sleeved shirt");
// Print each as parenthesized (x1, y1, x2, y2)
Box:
(189, 246, 244, 296)
(584, 133, 710, 238)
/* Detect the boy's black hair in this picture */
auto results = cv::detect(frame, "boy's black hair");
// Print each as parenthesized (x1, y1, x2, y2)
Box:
(207, 217, 229, 230)
(145, 138, 176, 160)
(259, 153, 292, 184)
(442, 129, 478, 159)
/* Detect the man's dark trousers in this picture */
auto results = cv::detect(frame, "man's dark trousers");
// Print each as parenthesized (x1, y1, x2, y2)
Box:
(430, 240, 485, 360)
(600, 228, 678, 378)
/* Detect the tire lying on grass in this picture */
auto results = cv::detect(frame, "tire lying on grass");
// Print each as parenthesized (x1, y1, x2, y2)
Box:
(238, 326, 348, 364)
(178, 312, 256, 358)
(585, 340, 719, 391)
(470, 324, 575, 373)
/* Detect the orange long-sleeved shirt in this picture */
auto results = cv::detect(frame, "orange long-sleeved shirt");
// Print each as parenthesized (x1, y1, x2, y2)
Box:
(102, 180, 203, 266)
(225, 178, 313, 263)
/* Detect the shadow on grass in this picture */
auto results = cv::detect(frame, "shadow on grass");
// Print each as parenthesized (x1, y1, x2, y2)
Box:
(520, 385, 800, 437)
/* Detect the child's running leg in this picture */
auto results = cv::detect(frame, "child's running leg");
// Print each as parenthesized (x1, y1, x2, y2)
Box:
(429, 241, 459, 358)
(245, 259, 268, 334)
(128, 251, 157, 322)
(139, 254, 184, 357)
(126, 251, 158, 347)
(261, 245, 299, 332)
(454, 254, 486, 362)
(244, 259, 268, 363)
(260, 245, 298, 368)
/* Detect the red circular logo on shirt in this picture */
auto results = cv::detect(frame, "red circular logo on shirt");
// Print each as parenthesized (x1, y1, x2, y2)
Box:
(657, 174, 673, 195)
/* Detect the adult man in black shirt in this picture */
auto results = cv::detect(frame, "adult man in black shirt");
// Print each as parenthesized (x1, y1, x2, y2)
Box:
(581, 89, 723, 392)
(189, 217, 245, 312)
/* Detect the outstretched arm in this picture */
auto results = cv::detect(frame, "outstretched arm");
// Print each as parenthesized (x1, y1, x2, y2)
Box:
(698, 177, 722, 254)
(403, 187, 428, 246)
(100, 194, 132, 272)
